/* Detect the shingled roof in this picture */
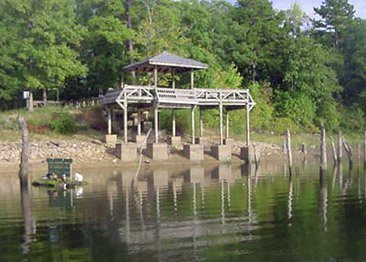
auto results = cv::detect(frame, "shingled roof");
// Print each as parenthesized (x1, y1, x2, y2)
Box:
(122, 51, 208, 73)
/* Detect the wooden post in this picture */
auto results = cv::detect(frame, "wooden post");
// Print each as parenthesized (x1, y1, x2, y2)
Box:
(28, 92, 33, 112)
(154, 66, 158, 89)
(154, 66, 158, 143)
(107, 109, 112, 135)
(123, 100, 128, 143)
(199, 108, 203, 138)
(191, 106, 195, 144)
(364, 131, 366, 165)
(154, 106, 159, 143)
(320, 124, 327, 171)
(286, 129, 293, 175)
(246, 104, 250, 147)
(172, 109, 176, 137)
(190, 71, 194, 89)
(226, 110, 229, 139)
(338, 130, 342, 163)
(112, 109, 116, 133)
(137, 110, 141, 136)
(331, 136, 338, 165)
(172, 71, 175, 89)
(18, 115, 29, 189)
(219, 102, 223, 145)
(342, 137, 353, 168)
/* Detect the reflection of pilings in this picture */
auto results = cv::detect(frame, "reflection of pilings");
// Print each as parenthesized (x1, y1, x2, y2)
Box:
(193, 182, 197, 217)
(20, 186, 33, 255)
(221, 180, 225, 226)
(227, 181, 231, 210)
(247, 173, 252, 225)
(125, 187, 130, 244)
(201, 184, 205, 209)
(107, 182, 116, 218)
(320, 173, 328, 232)
(332, 165, 337, 190)
(338, 163, 343, 190)
(288, 177, 293, 223)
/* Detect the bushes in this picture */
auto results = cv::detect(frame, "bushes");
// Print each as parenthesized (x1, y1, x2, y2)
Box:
(49, 112, 76, 134)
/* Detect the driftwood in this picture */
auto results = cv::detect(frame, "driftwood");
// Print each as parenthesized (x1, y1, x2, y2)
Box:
(18, 115, 29, 188)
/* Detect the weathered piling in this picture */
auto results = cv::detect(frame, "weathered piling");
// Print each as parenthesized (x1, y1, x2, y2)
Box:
(342, 137, 353, 169)
(331, 136, 338, 165)
(364, 131, 366, 165)
(320, 124, 327, 172)
(18, 115, 29, 188)
(338, 130, 342, 164)
(285, 129, 293, 175)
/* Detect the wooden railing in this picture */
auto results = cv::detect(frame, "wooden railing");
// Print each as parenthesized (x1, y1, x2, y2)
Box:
(100, 85, 255, 109)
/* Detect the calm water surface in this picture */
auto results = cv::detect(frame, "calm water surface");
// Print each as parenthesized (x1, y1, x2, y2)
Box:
(1, 161, 366, 261)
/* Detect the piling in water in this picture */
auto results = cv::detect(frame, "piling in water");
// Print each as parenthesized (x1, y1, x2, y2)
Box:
(18, 115, 29, 189)
(320, 124, 327, 171)
(342, 137, 353, 169)
(338, 130, 342, 164)
(331, 136, 338, 166)
(285, 129, 293, 175)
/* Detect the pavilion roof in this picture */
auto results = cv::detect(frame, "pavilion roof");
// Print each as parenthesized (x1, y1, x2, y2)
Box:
(122, 51, 208, 73)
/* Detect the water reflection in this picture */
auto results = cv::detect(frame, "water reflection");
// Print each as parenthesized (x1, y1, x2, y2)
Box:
(2, 160, 366, 261)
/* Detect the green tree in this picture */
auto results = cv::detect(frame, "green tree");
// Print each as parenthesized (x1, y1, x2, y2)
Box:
(313, 0, 355, 49)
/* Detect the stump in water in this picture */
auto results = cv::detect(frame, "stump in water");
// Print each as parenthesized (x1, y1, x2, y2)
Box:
(18, 115, 29, 189)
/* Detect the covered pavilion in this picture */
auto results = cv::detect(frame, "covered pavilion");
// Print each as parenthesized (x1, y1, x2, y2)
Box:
(100, 51, 255, 161)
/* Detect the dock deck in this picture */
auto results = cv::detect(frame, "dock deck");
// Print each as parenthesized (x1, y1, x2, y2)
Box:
(100, 85, 255, 110)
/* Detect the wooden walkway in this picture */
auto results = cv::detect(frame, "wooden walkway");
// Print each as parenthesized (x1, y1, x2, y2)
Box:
(100, 85, 255, 110)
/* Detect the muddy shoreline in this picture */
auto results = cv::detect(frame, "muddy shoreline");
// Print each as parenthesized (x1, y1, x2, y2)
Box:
(0, 138, 315, 175)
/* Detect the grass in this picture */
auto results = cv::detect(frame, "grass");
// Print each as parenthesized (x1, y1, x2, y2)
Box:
(0, 106, 105, 142)
(0, 106, 364, 147)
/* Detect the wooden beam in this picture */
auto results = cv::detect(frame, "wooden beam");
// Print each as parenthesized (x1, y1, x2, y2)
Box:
(199, 108, 203, 137)
(219, 103, 223, 145)
(107, 109, 112, 135)
(172, 109, 176, 137)
(137, 110, 141, 136)
(154, 106, 159, 143)
(246, 104, 250, 147)
(226, 110, 229, 139)
(123, 100, 128, 143)
(154, 66, 158, 89)
(172, 71, 175, 89)
(191, 106, 195, 144)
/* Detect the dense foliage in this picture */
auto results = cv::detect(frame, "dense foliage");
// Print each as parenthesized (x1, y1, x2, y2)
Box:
(0, 0, 365, 132)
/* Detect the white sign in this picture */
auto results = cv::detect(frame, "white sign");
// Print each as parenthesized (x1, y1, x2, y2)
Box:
(23, 91, 30, 99)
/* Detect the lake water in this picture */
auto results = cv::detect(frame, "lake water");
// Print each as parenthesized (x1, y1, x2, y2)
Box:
(1, 161, 366, 261)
